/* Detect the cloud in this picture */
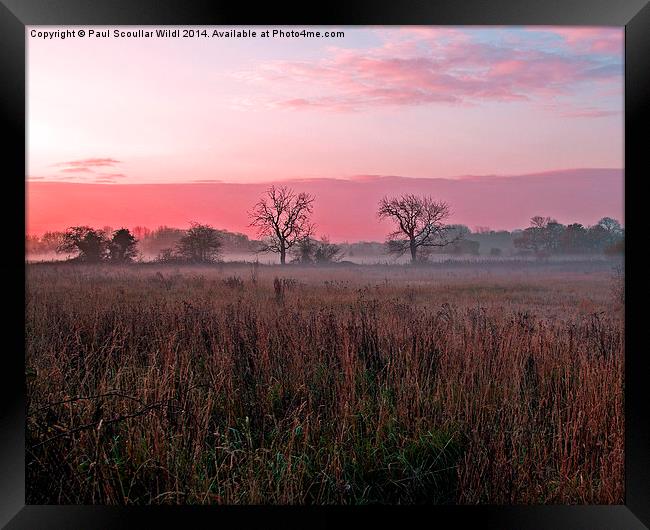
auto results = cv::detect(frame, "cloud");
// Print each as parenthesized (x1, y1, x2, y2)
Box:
(97, 172, 127, 178)
(545, 28, 623, 56)
(60, 167, 93, 173)
(54, 157, 121, 168)
(538, 99, 622, 118)
(89, 173, 126, 184)
(47, 158, 126, 181)
(52, 175, 89, 181)
(93, 178, 118, 183)
(561, 108, 621, 118)
(239, 28, 622, 115)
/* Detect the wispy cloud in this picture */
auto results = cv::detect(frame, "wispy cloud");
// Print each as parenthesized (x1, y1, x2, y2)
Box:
(90, 172, 128, 184)
(54, 157, 122, 175)
(544, 28, 623, 55)
(44, 158, 127, 182)
(97, 172, 127, 179)
(237, 27, 622, 115)
(561, 108, 621, 118)
(93, 178, 118, 183)
(54, 157, 121, 168)
(60, 167, 93, 173)
(52, 175, 88, 181)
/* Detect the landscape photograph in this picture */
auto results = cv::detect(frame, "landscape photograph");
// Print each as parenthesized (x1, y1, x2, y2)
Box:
(25, 26, 624, 504)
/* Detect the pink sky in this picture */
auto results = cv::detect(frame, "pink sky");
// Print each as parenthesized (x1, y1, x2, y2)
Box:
(27, 169, 623, 240)
(27, 26, 624, 238)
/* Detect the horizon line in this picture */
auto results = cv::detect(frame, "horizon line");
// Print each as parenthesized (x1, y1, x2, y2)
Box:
(26, 216, 625, 240)
(26, 167, 623, 186)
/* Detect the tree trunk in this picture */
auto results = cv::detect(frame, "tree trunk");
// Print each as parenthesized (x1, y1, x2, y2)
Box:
(280, 245, 286, 265)
(410, 240, 417, 263)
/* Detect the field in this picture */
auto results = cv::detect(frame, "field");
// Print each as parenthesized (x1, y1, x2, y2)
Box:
(25, 259, 625, 504)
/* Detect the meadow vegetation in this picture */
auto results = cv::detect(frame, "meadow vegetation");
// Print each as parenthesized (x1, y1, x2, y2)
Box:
(26, 259, 624, 504)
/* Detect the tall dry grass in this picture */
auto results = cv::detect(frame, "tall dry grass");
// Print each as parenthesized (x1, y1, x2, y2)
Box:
(25, 261, 624, 504)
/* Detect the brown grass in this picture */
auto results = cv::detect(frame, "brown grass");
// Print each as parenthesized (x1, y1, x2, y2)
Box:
(25, 260, 624, 504)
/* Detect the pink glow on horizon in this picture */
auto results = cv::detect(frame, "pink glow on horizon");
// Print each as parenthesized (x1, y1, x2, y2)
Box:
(26, 169, 623, 241)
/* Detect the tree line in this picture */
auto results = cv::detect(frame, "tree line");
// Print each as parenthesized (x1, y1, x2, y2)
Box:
(26, 186, 624, 264)
(513, 215, 624, 257)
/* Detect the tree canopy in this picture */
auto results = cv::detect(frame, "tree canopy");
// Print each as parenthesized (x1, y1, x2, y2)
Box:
(108, 228, 138, 263)
(57, 226, 108, 262)
(249, 186, 315, 264)
(175, 222, 222, 263)
(378, 194, 458, 263)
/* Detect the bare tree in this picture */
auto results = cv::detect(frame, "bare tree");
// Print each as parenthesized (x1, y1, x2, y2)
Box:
(57, 226, 108, 263)
(378, 194, 458, 263)
(597, 217, 623, 246)
(514, 216, 558, 255)
(291, 237, 318, 264)
(530, 216, 552, 230)
(176, 222, 222, 263)
(314, 236, 344, 264)
(249, 186, 315, 264)
(290, 236, 344, 264)
(108, 228, 138, 263)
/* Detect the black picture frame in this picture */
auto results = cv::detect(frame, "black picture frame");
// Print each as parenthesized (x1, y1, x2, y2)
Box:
(2, 1, 647, 528)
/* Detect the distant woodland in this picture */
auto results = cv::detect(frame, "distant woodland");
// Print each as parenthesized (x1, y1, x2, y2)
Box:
(26, 216, 623, 262)
(26, 189, 624, 264)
